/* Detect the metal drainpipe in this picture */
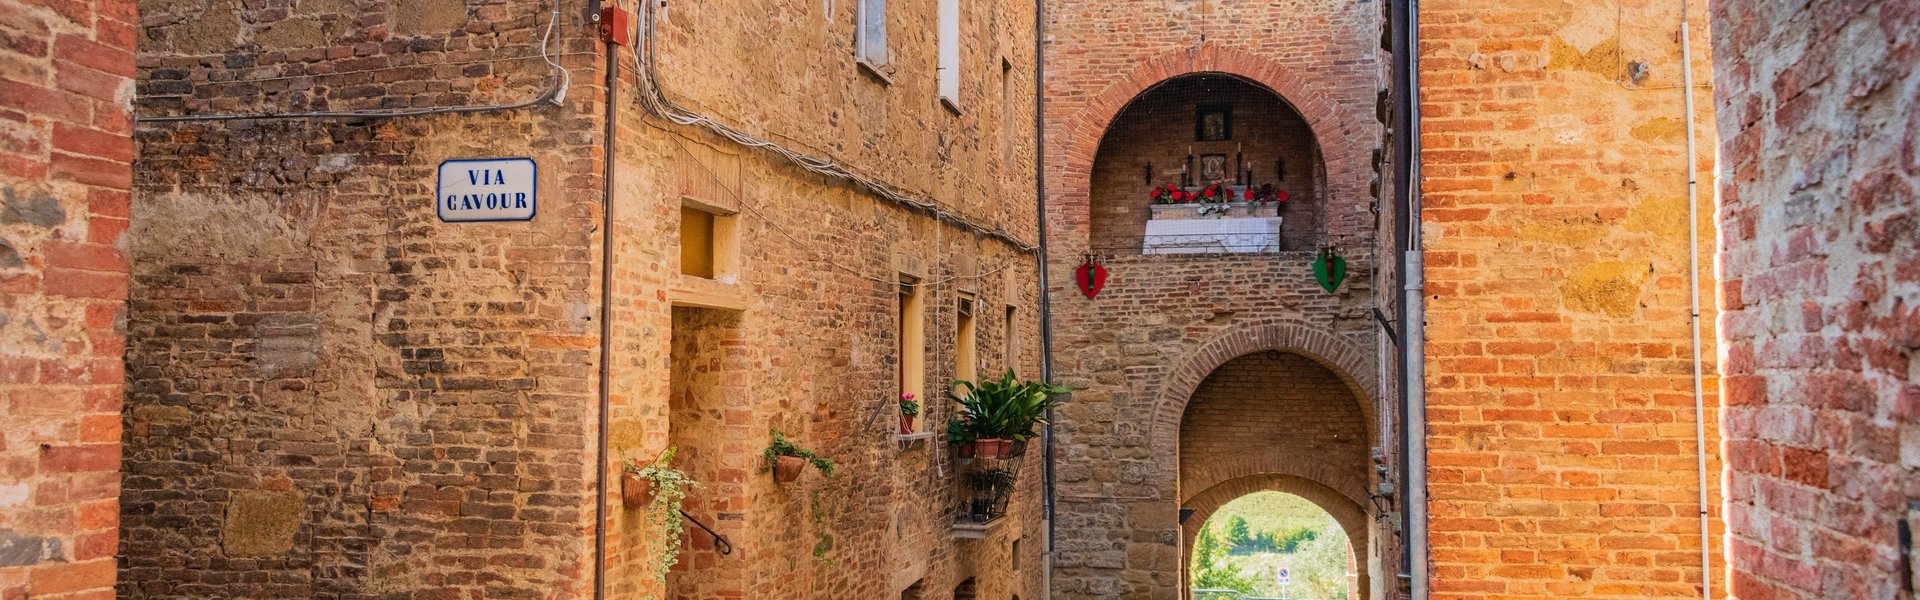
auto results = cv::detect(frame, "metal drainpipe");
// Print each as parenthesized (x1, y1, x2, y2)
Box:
(592, 24, 619, 600)
(1403, 0, 1429, 598)
(1033, 0, 1055, 597)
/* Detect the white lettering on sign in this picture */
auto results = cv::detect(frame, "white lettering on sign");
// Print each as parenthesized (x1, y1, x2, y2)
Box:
(436, 158, 537, 222)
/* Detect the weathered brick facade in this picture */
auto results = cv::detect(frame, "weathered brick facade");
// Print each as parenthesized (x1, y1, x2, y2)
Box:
(122, 0, 1042, 598)
(1417, 1, 1723, 598)
(0, 0, 134, 596)
(1710, 2, 1920, 598)
(1041, 1, 1391, 598)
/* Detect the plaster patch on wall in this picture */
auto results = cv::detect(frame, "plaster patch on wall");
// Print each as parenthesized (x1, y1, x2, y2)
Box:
(1562, 261, 1650, 318)
(1630, 118, 1688, 144)
(1547, 37, 1621, 78)
(222, 490, 305, 558)
(394, 0, 469, 37)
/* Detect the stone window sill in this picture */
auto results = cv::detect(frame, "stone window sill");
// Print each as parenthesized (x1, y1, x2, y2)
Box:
(951, 516, 1006, 539)
(891, 431, 936, 447)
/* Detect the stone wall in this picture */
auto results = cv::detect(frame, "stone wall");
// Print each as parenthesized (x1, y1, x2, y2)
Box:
(123, 0, 1045, 597)
(1041, 0, 1389, 598)
(0, 0, 134, 597)
(1710, 2, 1920, 598)
(122, 0, 606, 597)
(1416, 1, 1723, 597)
(596, 0, 1046, 595)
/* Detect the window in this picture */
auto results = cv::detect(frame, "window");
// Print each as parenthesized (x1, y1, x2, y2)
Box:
(857, 0, 888, 67)
(898, 276, 925, 424)
(1002, 305, 1017, 374)
(1011, 537, 1022, 571)
(1000, 59, 1015, 168)
(678, 205, 737, 279)
(937, 0, 959, 106)
(951, 578, 977, 600)
(956, 294, 977, 385)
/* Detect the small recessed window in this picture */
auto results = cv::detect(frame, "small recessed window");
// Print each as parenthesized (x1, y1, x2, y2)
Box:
(680, 205, 738, 280)
(899, 275, 925, 424)
(956, 294, 977, 385)
(936, 0, 959, 107)
(857, 0, 889, 68)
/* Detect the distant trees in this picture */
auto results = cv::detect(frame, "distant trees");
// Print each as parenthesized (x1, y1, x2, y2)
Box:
(1191, 524, 1256, 594)
(1222, 514, 1318, 555)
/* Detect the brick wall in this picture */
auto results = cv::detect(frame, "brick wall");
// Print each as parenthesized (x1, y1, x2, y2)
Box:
(1710, 2, 1920, 598)
(125, 0, 1045, 597)
(123, 1, 605, 596)
(1417, 1, 1723, 597)
(0, 0, 133, 597)
(597, 0, 1046, 593)
(1041, 0, 1389, 598)
(1090, 75, 1325, 250)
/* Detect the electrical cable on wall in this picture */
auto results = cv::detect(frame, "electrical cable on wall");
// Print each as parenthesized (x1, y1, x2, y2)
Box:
(136, 0, 572, 122)
(631, 0, 1037, 254)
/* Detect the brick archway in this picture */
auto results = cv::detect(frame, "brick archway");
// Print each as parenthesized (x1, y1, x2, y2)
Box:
(1054, 43, 1372, 248)
(1180, 474, 1370, 600)
(1150, 320, 1377, 453)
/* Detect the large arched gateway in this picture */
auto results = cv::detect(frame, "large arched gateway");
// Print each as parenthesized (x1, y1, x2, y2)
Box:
(1042, 13, 1391, 598)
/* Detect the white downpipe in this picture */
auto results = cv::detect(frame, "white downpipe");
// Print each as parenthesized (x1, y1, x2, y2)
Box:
(1680, 19, 1712, 600)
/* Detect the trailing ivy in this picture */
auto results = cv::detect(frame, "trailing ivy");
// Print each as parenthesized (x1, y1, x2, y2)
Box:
(626, 447, 695, 592)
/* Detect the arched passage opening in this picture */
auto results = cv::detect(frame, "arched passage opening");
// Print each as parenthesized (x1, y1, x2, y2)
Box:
(1188, 491, 1360, 600)
(1176, 348, 1374, 599)
(1088, 72, 1328, 254)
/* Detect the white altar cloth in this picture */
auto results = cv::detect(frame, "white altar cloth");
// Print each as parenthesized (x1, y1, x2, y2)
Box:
(1141, 216, 1283, 254)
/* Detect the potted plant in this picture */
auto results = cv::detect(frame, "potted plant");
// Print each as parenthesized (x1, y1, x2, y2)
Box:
(898, 393, 919, 434)
(949, 370, 1070, 460)
(947, 417, 975, 462)
(623, 447, 694, 584)
(963, 468, 1017, 522)
(764, 429, 835, 484)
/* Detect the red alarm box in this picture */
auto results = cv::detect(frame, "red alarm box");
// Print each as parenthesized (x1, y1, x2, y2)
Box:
(600, 6, 634, 46)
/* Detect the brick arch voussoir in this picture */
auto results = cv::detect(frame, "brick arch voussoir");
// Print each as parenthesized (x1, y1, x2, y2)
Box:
(1150, 321, 1377, 448)
(1179, 453, 1369, 511)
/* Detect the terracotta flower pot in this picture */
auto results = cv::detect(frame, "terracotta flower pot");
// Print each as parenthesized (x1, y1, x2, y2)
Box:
(975, 438, 1016, 460)
(957, 441, 976, 458)
(899, 414, 915, 434)
(621, 471, 654, 508)
(773, 455, 806, 483)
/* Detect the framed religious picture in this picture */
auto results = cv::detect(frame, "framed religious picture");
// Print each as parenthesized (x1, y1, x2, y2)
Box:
(1200, 154, 1229, 183)
(1195, 104, 1232, 141)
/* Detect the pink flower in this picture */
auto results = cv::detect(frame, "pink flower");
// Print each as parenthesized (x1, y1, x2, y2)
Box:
(900, 393, 916, 400)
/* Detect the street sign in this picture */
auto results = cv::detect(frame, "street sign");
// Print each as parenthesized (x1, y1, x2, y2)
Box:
(1276, 566, 1290, 586)
(437, 158, 537, 222)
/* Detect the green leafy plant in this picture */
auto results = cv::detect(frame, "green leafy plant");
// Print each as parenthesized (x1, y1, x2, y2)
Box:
(963, 468, 1017, 496)
(763, 429, 835, 476)
(949, 369, 1070, 442)
(945, 416, 973, 445)
(899, 393, 920, 416)
(809, 489, 837, 567)
(624, 447, 695, 586)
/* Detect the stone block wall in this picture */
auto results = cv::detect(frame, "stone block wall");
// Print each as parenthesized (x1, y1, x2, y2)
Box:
(1041, 0, 1390, 598)
(123, 0, 1045, 597)
(0, 0, 134, 597)
(123, 1, 605, 597)
(1416, 1, 1723, 597)
(596, 0, 1046, 596)
(1710, 2, 1920, 598)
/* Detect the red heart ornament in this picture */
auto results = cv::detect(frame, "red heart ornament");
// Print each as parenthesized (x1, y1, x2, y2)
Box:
(1075, 258, 1107, 298)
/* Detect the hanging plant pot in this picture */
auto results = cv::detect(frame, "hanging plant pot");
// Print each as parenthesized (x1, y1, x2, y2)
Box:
(899, 414, 915, 434)
(773, 455, 806, 483)
(621, 471, 655, 508)
(957, 440, 977, 458)
(974, 438, 1017, 460)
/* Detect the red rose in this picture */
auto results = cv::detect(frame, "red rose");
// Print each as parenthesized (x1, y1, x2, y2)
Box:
(1276, 191, 1291, 202)
(1173, 191, 1187, 202)
(1203, 189, 1215, 199)
(1244, 189, 1254, 201)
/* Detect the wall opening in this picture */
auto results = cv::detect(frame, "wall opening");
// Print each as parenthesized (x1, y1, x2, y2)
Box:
(1189, 492, 1357, 600)
(955, 292, 977, 384)
(668, 306, 747, 596)
(898, 275, 926, 430)
(1089, 73, 1326, 254)
(680, 204, 738, 280)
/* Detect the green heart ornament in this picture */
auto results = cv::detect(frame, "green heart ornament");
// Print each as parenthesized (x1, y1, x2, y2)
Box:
(1313, 251, 1347, 293)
